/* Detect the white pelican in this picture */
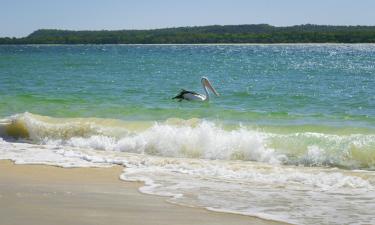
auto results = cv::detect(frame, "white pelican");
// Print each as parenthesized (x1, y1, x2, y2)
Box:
(173, 77, 219, 101)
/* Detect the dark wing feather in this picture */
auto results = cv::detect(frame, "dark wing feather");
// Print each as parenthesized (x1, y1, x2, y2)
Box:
(172, 89, 199, 100)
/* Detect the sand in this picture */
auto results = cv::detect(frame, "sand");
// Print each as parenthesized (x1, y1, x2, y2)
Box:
(0, 160, 283, 225)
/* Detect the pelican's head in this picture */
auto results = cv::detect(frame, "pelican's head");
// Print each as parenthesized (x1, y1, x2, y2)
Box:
(201, 77, 220, 96)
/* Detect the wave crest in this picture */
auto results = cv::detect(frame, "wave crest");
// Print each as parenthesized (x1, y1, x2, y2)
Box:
(1, 112, 375, 169)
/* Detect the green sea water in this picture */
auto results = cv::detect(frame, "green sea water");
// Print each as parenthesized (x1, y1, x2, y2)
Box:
(1, 44, 374, 124)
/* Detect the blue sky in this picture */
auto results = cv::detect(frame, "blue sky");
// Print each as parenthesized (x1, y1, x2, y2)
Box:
(1, 0, 375, 37)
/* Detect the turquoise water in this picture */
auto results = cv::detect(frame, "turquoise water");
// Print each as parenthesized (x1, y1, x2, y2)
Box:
(1, 44, 375, 224)
(1, 44, 374, 127)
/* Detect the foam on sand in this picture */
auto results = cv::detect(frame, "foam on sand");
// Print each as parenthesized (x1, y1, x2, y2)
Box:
(1, 112, 375, 224)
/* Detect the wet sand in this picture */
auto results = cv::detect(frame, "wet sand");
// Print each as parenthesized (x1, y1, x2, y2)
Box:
(0, 160, 282, 225)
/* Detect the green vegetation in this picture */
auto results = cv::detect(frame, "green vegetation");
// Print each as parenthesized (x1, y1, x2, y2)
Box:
(2, 24, 375, 44)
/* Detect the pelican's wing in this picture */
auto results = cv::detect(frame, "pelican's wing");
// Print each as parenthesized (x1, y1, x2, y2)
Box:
(172, 89, 199, 100)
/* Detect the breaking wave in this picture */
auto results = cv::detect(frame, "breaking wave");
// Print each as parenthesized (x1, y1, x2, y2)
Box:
(1, 112, 375, 169)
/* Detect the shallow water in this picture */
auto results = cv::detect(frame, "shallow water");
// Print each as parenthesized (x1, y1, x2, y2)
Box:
(1, 44, 375, 224)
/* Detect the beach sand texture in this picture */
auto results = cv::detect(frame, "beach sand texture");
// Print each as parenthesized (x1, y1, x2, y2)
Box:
(0, 160, 282, 225)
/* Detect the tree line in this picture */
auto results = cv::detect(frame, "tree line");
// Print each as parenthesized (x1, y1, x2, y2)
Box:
(1, 24, 375, 44)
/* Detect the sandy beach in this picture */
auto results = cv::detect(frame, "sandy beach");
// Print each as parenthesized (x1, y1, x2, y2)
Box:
(0, 160, 281, 225)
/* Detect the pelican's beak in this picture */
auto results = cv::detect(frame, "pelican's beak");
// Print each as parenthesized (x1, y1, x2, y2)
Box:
(204, 79, 220, 96)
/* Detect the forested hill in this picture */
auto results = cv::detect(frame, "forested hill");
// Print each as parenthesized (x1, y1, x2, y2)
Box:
(2, 24, 375, 44)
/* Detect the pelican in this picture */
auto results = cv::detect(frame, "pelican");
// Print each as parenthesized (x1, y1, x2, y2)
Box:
(173, 77, 219, 102)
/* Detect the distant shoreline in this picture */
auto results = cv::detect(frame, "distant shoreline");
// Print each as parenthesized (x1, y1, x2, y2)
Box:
(1, 43, 375, 46)
(1, 24, 375, 44)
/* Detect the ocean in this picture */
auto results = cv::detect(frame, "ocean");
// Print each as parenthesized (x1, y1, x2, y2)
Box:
(1, 44, 374, 224)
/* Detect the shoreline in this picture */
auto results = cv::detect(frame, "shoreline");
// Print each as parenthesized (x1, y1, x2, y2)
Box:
(0, 160, 283, 225)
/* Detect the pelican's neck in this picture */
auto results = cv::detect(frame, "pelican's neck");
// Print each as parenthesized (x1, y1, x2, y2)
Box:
(202, 82, 209, 101)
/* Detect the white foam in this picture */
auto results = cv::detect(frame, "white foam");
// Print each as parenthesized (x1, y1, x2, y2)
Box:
(0, 139, 110, 167)
(3, 112, 375, 169)
(116, 153, 375, 225)
(45, 121, 287, 165)
(1, 138, 375, 225)
(2, 113, 375, 224)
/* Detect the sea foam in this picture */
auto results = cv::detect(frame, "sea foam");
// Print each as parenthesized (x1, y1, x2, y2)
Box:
(1, 112, 375, 169)
(1, 139, 373, 225)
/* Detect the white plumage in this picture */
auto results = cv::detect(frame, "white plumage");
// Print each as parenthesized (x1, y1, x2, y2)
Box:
(173, 77, 219, 102)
